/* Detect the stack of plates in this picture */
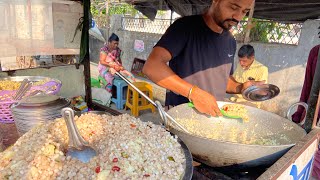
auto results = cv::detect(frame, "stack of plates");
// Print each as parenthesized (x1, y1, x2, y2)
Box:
(11, 94, 70, 136)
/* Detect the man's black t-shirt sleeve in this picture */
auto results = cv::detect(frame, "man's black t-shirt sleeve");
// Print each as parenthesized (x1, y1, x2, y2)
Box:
(155, 18, 189, 58)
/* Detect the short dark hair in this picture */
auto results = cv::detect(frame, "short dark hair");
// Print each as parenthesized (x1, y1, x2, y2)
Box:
(238, 44, 255, 58)
(108, 33, 119, 42)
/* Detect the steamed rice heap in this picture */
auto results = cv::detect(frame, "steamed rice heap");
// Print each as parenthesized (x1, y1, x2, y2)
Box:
(0, 114, 185, 180)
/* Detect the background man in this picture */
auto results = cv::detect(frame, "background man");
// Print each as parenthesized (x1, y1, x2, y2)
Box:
(142, 0, 262, 117)
(230, 44, 268, 108)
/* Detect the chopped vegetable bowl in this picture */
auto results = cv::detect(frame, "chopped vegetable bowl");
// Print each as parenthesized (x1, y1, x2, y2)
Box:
(0, 114, 186, 179)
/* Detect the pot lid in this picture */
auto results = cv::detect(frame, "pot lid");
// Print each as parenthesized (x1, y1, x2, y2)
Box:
(242, 84, 280, 102)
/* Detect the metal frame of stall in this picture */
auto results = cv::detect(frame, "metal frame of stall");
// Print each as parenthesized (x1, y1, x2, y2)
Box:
(81, 0, 122, 116)
(1, 0, 319, 178)
(81, 1, 320, 178)
(4, 0, 312, 178)
(257, 50, 320, 179)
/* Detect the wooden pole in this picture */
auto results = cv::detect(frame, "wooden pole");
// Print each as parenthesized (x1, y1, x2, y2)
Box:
(244, 0, 255, 44)
(83, 0, 92, 107)
(105, 0, 110, 37)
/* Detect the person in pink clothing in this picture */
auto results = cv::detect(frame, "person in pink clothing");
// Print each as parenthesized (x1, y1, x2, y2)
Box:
(291, 44, 320, 179)
(292, 44, 320, 123)
(98, 33, 135, 92)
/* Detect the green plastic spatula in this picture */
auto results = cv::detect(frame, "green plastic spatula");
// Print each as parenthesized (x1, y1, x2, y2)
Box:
(187, 102, 242, 119)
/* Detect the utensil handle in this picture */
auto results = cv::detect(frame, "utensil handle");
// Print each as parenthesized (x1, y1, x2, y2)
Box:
(115, 72, 190, 133)
(13, 79, 28, 100)
(16, 82, 33, 100)
(61, 107, 89, 150)
(115, 72, 156, 106)
(287, 102, 308, 126)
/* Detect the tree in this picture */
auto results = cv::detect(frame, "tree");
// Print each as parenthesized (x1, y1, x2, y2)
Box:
(91, 1, 138, 28)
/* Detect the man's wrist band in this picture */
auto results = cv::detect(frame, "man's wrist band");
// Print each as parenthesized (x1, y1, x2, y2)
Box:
(187, 85, 197, 102)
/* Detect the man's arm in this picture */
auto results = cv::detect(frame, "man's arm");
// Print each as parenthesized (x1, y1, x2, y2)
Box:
(142, 47, 192, 98)
(226, 76, 243, 94)
(226, 75, 266, 94)
(143, 47, 222, 116)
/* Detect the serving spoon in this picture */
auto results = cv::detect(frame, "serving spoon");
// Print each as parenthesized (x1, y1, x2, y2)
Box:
(61, 107, 97, 163)
(187, 102, 242, 119)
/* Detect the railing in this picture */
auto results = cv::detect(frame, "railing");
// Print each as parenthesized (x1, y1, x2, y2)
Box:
(232, 20, 303, 45)
(121, 17, 303, 45)
(121, 17, 172, 34)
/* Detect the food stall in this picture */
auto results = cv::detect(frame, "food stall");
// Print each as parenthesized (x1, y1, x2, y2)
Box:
(0, 0, 319, 179)
(0, 0, 194, 179)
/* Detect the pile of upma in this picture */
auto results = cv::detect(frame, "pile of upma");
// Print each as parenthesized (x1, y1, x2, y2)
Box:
(0, 114, 185, 180)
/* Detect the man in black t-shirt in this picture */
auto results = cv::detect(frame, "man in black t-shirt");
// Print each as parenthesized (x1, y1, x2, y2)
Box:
(143, 0, 263, 117)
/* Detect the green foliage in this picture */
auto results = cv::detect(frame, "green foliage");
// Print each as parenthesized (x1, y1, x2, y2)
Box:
(91, 1, 139, 27)
(238, 18, 291, 43)
(109, 4, 138, 16)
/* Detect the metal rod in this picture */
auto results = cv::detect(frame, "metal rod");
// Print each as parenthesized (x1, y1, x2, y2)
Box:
(115, 72, 190, 133)
(116, 72, 157, 107)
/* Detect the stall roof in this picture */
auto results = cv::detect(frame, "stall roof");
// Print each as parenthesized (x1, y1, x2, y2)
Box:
(126, 0, 320, 22)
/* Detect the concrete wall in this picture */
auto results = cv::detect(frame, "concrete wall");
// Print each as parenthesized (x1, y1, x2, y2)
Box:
(97, 15, 320, 117)
(239, 20, 320, 116)
(0, 65, 85, 98)
(108, 15, 162, 71)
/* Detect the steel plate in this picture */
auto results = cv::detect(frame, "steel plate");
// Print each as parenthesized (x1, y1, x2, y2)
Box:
(0, 76, 61, 84)
(19, 94, 60, 105)
(242, 84, 280, 102)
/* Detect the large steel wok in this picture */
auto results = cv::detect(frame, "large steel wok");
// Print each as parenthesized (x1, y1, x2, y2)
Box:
(165, 101, 306, 169)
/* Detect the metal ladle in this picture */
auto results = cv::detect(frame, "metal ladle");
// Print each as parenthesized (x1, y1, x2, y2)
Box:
(61, 107, 97, 163)
(115, 72, 190, 133)
(13, 79, 33, 101)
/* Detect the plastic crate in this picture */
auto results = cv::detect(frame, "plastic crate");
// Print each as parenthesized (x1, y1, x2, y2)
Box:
(130, 58, 148, 79)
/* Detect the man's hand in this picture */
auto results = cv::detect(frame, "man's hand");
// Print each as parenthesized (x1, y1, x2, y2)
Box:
(190, 87, 222, 117)
(241, 80, 266, 92)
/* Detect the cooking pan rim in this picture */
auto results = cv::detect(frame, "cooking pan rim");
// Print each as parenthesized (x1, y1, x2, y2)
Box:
(169, 127, 306, 148)
(167, 102, 307, 148)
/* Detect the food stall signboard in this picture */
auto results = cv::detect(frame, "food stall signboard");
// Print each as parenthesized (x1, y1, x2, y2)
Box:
(276, 138, 318, 180)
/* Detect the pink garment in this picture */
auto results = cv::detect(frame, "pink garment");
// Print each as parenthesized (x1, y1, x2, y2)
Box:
(312, 149, 320, 179)
(99, 45, 122, 92)
(98, 62, 114, 92)
(292, 45, 320, 123)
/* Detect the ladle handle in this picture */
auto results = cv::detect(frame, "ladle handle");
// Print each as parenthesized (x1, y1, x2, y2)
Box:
(13, 79, 31, 100)
(115, 72, 190, 133)
(61, 108, 89, 150)
(287, 102, 308, 126)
